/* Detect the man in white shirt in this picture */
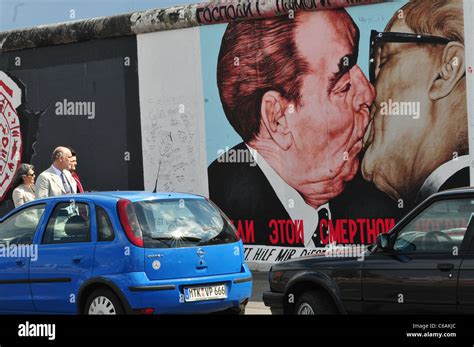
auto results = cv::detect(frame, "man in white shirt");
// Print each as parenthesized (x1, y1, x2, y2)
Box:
(36, 146, 77, 199)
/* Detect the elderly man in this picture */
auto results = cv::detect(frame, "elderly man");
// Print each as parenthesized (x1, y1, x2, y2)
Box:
(362, 0, 468, 208)
(36, 146, 77, 198)
(208, 10, 375, 247)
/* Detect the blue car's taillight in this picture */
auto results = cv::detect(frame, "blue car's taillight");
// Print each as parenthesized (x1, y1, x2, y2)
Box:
(117, 199, 144, 247)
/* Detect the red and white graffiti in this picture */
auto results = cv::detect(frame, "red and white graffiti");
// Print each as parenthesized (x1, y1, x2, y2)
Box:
(0, 71, 22, 201)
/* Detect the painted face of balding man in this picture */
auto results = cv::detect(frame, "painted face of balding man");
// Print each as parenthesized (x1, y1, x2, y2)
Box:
(253, 10, 375, 208)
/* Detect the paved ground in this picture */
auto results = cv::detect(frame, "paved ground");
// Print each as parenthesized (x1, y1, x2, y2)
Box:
(246, 272, 271, 315)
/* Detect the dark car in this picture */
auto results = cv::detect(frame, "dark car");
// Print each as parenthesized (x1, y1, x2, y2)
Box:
(263, 188, 474, 314)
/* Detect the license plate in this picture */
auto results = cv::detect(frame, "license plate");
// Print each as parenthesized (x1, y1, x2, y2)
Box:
(184, 284, 227, 302)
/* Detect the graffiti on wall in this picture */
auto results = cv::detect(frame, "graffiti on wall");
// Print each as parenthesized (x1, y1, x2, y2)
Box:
(0, 72, 22, 200)
(0, 0, 472, 269)
(203, 0, 470, 264)
(196, 0, 385, 24)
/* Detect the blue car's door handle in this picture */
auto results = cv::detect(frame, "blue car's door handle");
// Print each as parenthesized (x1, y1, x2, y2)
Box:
(16, 259, 25, 266)
(72, 256, 84, 263)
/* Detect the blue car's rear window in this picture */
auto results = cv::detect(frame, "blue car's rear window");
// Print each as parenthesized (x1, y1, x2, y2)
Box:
(133, 199, 238, 248)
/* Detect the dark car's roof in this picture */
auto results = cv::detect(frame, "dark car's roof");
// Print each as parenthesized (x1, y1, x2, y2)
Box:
(428, 187, 474, 199)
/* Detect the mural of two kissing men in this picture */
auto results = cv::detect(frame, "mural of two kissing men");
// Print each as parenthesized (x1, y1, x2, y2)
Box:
(208, 0, 469, 252)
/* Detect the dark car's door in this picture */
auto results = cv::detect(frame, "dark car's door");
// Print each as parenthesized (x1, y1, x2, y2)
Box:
(30, 199, 96, 313)
(362, 198, 473, 314)
(0, 203, 47, 312)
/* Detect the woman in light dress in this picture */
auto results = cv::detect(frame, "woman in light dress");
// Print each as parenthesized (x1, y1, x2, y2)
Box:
(12, 163, 36, 208)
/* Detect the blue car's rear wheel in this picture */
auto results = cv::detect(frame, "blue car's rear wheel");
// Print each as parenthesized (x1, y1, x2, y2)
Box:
(85, 288, 125, 315)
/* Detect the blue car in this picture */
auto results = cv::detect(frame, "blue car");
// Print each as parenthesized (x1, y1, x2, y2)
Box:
(0, 192, 252, 314)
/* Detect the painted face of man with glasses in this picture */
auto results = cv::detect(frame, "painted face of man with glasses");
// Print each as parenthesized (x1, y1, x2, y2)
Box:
(362, 0, 468, 207)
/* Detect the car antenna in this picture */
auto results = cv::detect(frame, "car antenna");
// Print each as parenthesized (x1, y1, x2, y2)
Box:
(153, 160, 161, 193)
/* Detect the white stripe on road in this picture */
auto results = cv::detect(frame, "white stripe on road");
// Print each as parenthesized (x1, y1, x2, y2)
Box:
(246, 301, 271, 315)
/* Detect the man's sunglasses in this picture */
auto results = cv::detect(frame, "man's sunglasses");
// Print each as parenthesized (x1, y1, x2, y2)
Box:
(369, 30, 452, 84)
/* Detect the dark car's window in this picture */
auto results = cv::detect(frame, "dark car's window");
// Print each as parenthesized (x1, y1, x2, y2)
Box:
(0, 204, 46, 245)
(132, 198, 238, 248)
(96, 206, 115, 242)
(394, 199, 474, 253)
(42, 202, 91, 244)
